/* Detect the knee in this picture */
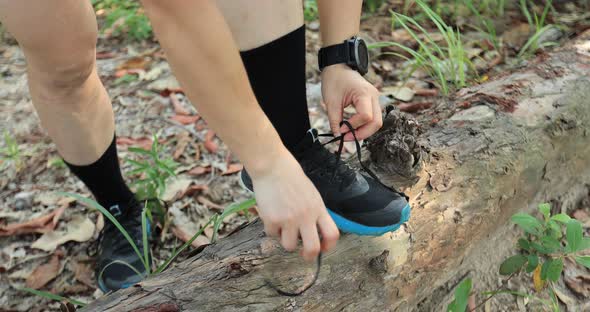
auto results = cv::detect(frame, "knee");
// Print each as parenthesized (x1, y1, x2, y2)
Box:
(25, 30, 97, 97)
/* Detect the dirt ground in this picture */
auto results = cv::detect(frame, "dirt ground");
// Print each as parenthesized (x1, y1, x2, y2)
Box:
(1, 2, 590, 311)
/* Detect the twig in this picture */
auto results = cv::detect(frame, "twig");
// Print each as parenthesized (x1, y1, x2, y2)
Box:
(470, 271, 518, 311)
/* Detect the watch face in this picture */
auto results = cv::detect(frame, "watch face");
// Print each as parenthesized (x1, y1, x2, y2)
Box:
(355, 39, 369, 75)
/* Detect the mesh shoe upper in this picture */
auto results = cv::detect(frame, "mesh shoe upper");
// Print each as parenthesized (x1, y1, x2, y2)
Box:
(95, 200, 150, 292)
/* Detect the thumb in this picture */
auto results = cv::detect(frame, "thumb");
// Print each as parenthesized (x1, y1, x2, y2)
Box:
(324, 101, 342, 136)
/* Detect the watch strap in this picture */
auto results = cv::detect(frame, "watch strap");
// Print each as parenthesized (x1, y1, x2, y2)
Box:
(318, 43, 350, 71)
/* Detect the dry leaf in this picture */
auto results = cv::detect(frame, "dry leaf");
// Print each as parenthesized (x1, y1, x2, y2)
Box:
(197, 195, 224, 211)
(0, 205, 66, 236)
(116, 56, 150, 71)
(73, 261, 94, 288)
(382, 86, 415, 102)
(173, 132, 191, 160)
(414, 89, 439, 97)
(171, 227, 210, 248)
(533, 264, 546, 292)
(188, 166, 211, 176)
(162, 178, 193, 201)
(169, 206, 210, 248)
(184, 184, 209, 197)
(116, 136, 153, 151)
(170, 114, 200, 125)
(398, 102, 433, 113)
(204, 130, 218, 153)
(222, 163, 243, 176)
(169, 92, 191, 116)
(25, 253, 61, 289)
(31, 216, 95, 252)
(147, 75, 182, 95)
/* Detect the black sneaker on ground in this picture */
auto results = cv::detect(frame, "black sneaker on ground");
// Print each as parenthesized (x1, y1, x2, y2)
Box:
(95, 200, 151, 292)
(240, 121, 411, 236)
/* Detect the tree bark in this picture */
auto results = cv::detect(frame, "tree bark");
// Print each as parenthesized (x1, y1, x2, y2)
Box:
(83, 31, 590, 312)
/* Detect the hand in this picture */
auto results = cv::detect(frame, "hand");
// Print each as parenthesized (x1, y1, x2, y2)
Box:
(321, 64, 383, 141)
(251, 152, 339, 262)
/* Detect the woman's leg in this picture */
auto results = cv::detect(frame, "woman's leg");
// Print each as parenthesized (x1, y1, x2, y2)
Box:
(0, 0, 113, 165)
(217, 0, 311, 151)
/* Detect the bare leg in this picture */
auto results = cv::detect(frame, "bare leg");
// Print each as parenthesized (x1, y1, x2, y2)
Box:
(0, 0, 114, 165)
(215, 0, 303, 50)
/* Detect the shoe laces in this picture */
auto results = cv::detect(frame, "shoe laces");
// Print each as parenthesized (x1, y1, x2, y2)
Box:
(301, 120, 407, 198)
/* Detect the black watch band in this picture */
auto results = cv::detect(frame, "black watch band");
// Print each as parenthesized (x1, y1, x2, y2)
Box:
(318, 37, 369, 76)
(318, 43, 351, 71)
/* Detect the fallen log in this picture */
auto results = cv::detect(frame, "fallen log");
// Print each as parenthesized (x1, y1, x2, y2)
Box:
(84, 31, 590, 312)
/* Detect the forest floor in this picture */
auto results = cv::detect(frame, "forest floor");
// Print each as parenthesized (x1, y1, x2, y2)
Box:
(1, 1, 589, 311)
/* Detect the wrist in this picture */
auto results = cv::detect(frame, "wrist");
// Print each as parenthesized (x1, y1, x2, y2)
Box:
(245, 141, 294, 180)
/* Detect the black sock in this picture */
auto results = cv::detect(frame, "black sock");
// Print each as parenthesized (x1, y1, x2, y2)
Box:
(65, 135, 136, 212)
(240, 25, 310, 152)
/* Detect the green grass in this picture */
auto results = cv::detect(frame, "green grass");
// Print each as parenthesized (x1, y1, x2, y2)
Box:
(18, 287, 87, 307)
(304, 0, 319, 22)
(92, 0, 152, 41)
(373, 0, 476, 95)
(518, 0, 556, 58)
(125, 134, 179, 225)
(0, 131, 23, 172)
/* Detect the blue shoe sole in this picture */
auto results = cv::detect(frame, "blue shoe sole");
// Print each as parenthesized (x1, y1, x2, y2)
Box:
(327, 203, 411, 236)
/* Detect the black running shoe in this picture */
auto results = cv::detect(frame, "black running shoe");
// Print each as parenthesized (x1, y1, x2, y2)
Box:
(95, 200, 151, 292)
(240, 121, 411, 236)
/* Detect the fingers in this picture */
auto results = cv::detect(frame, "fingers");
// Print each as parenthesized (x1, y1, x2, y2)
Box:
(318, 213, 339, 252)
(341, 93, 373, 135)
(325, 100, 343, 136)
(299, 223, 321, 262)
(344, 94, 383, 141)
(280, 225, 299, 252)
(264, 223, 280, 238)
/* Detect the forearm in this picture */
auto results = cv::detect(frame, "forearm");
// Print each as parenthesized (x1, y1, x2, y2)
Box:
(317, 0, 362, 46)
(142, 0, 288, 177)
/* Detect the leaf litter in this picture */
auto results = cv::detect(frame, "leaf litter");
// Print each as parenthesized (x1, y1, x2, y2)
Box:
(2, 2, 589, 310)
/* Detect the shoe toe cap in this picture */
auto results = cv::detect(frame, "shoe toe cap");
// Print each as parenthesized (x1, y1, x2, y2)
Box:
(98, 261, 147, 292)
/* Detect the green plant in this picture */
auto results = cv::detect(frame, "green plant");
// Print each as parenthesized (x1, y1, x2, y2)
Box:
(19, 287, 86, 307)
(92, 0, 152, 41)
(373, 0, 476, 95)
(0, 131, 23, 172)
(365, 0, 387, 14)
(518, 0, 556, 57)
(304, 0, 319, 22)
(447, 203, 590, 311)
(125, 134, 178, 224)
(464, 1, 502, 51)
(447, 278, 472, 312)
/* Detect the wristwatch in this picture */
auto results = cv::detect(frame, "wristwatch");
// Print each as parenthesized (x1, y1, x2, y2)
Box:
(318, 36, 369, 76)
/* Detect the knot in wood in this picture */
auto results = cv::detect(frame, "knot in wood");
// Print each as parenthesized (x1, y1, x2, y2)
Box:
(228, 261, 250, 278)
(369, 250, 390, 274)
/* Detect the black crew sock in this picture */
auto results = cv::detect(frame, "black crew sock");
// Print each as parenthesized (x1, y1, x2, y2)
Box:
(65, 135, 136, 213)
(240, 25, 311, 152)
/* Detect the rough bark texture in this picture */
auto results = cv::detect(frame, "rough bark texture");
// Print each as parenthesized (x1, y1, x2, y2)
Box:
(83, 32, 590, 312)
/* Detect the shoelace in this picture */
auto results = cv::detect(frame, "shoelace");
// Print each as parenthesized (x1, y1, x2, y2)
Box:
(89, 198, 162, 258)
(317, 120, 408, 199)
(266, 121, 407, 297)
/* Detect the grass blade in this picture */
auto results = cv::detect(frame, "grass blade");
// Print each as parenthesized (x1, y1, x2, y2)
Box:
(154, 217, 215, 274)
(59, 192, 149, 273)
(19, 287, 86, 307)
